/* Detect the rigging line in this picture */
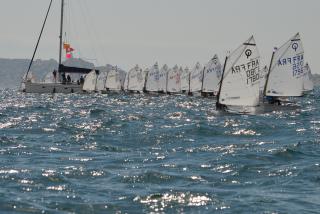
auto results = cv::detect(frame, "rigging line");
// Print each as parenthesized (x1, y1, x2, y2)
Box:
(82, 0, 109, 66)
(68, 0, 83, 59)
(78, 0, 99, 66)
(25, 0, 53, 80)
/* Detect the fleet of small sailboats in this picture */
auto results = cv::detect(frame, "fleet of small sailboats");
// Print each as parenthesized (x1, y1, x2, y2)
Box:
(21, 0, 315, 114)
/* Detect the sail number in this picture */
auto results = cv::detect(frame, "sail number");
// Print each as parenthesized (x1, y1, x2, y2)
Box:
(278, 54, 304, 77)
(232, 59, 260, 85)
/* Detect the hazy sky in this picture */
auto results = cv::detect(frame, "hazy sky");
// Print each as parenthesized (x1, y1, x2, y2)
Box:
(1, 0, 319, 73)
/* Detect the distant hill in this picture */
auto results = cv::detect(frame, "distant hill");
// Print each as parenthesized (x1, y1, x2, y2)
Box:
(0, 58, 125, 89)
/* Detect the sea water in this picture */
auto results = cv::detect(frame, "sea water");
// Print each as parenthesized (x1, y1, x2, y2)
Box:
(0, 89, 319, 213)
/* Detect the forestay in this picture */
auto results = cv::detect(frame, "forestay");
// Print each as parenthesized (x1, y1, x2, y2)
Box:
(159, 64, 168, 92)
(145, 63, 159, 92)
(105, 67, 125, 91)
(202, 55, 222, 94)
(218, 36, 261, 107)
(180, 67, 190, 91)
(264, 33, 304, 97)
(96, 71, 108, 91)
(127, 65, 145, 92)
(83, 70, 98, 92)
(167, 65, 181, 93)
(189, 62, 203, 92)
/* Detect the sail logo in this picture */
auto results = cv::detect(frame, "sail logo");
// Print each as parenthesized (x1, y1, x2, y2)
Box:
(292, 43, 299, 52)
(245, 49, 252, 58)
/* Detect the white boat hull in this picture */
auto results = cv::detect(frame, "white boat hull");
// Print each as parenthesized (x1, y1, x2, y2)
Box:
(24, 82, 83, 94)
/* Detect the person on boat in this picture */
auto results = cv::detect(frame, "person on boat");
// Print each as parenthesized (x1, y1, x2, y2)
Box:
(67, 75, 71, 83)
(53, 70, 57, 81)
(266, 96, 281, 105)
(61, 73, 67, 84)
(80, 76, 85, 85)
(216, 102, 227, 110)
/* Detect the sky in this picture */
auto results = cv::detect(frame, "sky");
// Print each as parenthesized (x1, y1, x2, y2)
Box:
(0, 0, 319, 73)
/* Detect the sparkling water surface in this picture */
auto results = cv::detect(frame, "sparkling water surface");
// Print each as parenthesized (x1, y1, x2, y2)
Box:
(0, 89, 319, 213)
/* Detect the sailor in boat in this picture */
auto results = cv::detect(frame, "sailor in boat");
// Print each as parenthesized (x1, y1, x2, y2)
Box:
(266, 96, 281, 105)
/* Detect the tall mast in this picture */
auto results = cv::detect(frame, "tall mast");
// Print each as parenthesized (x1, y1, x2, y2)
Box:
(263, 50, 276, 97)
(216, 56, 228, 105)
(58, 0, 64, 68)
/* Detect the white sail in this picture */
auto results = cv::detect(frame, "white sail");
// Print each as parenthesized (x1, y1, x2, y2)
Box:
(189, 62, 203, 92)
(127, 65, 145, 92)
(105, 67, 124, 91)
(124, 71, 129, 91)
(159, 64, 168, 92)
(96, 70, 108, 91)
(43, 72, 55, 83)
(259, 66, 268, 92)
(145, 63, 160, 92)
(180, 67, 190, 91)
(83, 70, 98, 92)
(303, 63, 314, 92)
(202, 55, 223, 94)
(265, 33, 304, 97)
(218, 36, 261, 107)
(167, 65, 181, 93)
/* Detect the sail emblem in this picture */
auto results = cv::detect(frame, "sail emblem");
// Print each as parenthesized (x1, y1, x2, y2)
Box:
(292, 42, 298, 51)
(245, 49, 252, 58)
(213, 57, 218, 65)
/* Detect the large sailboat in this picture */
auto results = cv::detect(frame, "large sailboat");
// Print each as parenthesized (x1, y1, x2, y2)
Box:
(21, 0, 95, 93)
(216, 36, 261, 114)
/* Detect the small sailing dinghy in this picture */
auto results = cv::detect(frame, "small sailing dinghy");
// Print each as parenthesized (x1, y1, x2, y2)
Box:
(302, 63, 314, 93)
(264, 33, 305, 104)
(83, 70, 99, 92)
(105, 67, 126, 92)
(166, 65, 181, 94)
(126, 65, 145, 93)
(22, 0, 96, 94)
(95, 70, 108, 93)
(216, 36, 261, 114)
(188, 62, 203, 96)
(145, 63, 160, 93)
(202, 55, 223, 97)
(158, 64, 169, 93)
(180, 67, 190, 93)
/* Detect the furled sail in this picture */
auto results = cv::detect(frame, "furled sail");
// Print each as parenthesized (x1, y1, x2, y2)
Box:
(264, 33, 304, 97)
(127, 65, 145, 92)
(159, 64, 168, 92)
(189, 62, 203, 93)
(302, 63, 314, 92)
(167, 65, 181, 93)
(218, 36, 261, 107)
(145, 63, 159, 92)
(180, 67, 190, 92)
(105, 67, 124, 91)
(83, 70, 98, 92)
(96, 70, 108, 92)
(202, 55, 222, 94)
